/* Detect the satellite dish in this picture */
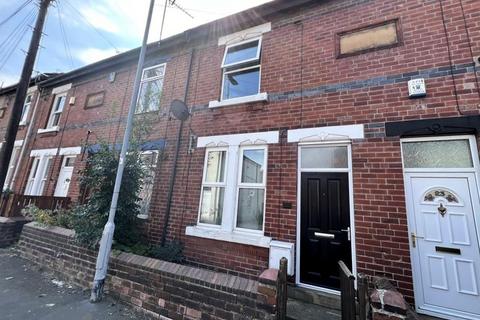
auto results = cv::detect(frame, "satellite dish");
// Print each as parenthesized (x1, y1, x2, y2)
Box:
(170, 99, 190, 121)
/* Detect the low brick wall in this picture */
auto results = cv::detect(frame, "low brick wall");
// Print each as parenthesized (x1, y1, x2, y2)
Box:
(0, 217, 29, 248)
(16, 223, 276, 320)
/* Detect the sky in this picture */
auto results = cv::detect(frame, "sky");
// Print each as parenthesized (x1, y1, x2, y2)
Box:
(0, 0, 272, 88)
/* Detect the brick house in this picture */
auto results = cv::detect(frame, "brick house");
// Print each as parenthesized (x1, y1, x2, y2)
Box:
(1, 0, 480, 318)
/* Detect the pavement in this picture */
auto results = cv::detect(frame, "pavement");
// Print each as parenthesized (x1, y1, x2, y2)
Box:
(0, 248, 147, 320)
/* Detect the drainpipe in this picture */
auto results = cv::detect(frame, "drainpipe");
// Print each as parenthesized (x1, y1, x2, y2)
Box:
(161, 47, 195, 246)
(11, 86, 43, 192)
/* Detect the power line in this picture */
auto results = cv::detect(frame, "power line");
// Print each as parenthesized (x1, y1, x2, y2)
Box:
(0, 0, 33, 28)
(0, 10, 37, 74)
(0, 6, 36, 55)
(61, 0, 120, 53)
(56, 1, 74, 69)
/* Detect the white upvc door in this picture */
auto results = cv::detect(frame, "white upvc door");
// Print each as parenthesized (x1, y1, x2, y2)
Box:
(54, 156, 74, 197)
(406, 173, 480, 319)
(402, 135, 480, 320)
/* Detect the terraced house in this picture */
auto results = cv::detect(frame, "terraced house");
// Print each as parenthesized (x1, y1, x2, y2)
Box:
(1, 0, 480, 319)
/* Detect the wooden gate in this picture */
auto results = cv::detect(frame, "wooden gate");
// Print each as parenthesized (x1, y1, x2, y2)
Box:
(339, 260, 369, 320)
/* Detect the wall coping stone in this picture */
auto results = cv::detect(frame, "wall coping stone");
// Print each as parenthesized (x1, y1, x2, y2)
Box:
(259, 268, 278, 286)
(0, 217, 14, 223)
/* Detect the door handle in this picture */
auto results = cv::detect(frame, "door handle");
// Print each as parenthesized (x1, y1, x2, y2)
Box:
(341, 227, 351, 241)
(314, 232, 335, 239)
(411, 232, 424, 248)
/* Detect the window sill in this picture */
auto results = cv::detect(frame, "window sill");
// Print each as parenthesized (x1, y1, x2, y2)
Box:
(136, 214, 149, 220)
(208, 92, 268, 109)
(185, 225, 272, 248)
(37, 126, 59, 134)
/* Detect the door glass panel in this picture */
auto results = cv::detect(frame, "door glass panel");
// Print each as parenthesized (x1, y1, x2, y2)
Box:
(402, 140, 473, 168)
(301, 146, 348, 169)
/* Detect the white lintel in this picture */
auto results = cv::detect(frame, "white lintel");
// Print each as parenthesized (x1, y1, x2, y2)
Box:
(287, 124, 365, 143)
(30, 148, 58, 157)
(197, 130, 279, 148)
(59, 146, 82, 156)
(218, 22, 271, 46)
(51, 83, 72, 95)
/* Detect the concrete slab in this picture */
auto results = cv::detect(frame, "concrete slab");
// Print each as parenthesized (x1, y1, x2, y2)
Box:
(0, 248, 147, 320)
(287, 298, 341, 320)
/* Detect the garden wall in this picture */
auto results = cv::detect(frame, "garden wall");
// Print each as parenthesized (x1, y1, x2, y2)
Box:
(16, 223, 277, 320)
(0, 217, 29, 248)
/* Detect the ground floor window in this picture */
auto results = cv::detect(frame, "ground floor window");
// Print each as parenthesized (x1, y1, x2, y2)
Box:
(198, 145, 268, 233)
(137, 150, 159, 219)
(25, 156, 52, 196)
(3, 143, 22, 191)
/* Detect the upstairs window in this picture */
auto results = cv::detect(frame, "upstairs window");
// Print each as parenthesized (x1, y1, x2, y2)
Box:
(221, 38, 262, 101)
(136, 64, 166, 114)
(20, 94, 32, 125)
(46, 94, 66, 129)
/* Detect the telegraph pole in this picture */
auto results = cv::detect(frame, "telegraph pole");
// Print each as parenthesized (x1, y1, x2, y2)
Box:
(90, 0, 157, 302)
(0, 0, 52, 189)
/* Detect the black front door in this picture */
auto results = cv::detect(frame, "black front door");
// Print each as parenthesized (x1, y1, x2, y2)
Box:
(300, 172, 352, 290)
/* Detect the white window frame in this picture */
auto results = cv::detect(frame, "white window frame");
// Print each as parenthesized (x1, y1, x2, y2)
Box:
(19, 94, 32, 125)
(137, 150, 159, 219)
(221, 37, 262, 69)
(38, 156, 52, 195)
(220, 37, 262, 102)
(221, 65, 262, 103)
(46, 93, 67, 129)
(3, 143, 22, 191)
(25, 154, 53, 196)
(197, 147, 228, 228)
(233, 145, 267, 234)
(25, 157, 40, 195)
(135, 63, 166, 114)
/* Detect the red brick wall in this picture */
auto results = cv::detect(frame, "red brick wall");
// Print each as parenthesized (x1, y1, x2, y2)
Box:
(1, 0, 479, 301)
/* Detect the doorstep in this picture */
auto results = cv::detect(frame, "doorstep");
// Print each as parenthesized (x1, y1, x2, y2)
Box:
(288, 285, 341, 310)
(287, 298, 341, 320)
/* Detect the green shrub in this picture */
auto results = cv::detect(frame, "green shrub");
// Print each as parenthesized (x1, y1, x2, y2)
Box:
(22, 205, 55, 227)
(150, 241, 184, 263)
(69, 142, 146, 248)
(21, 205, 72, 228)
